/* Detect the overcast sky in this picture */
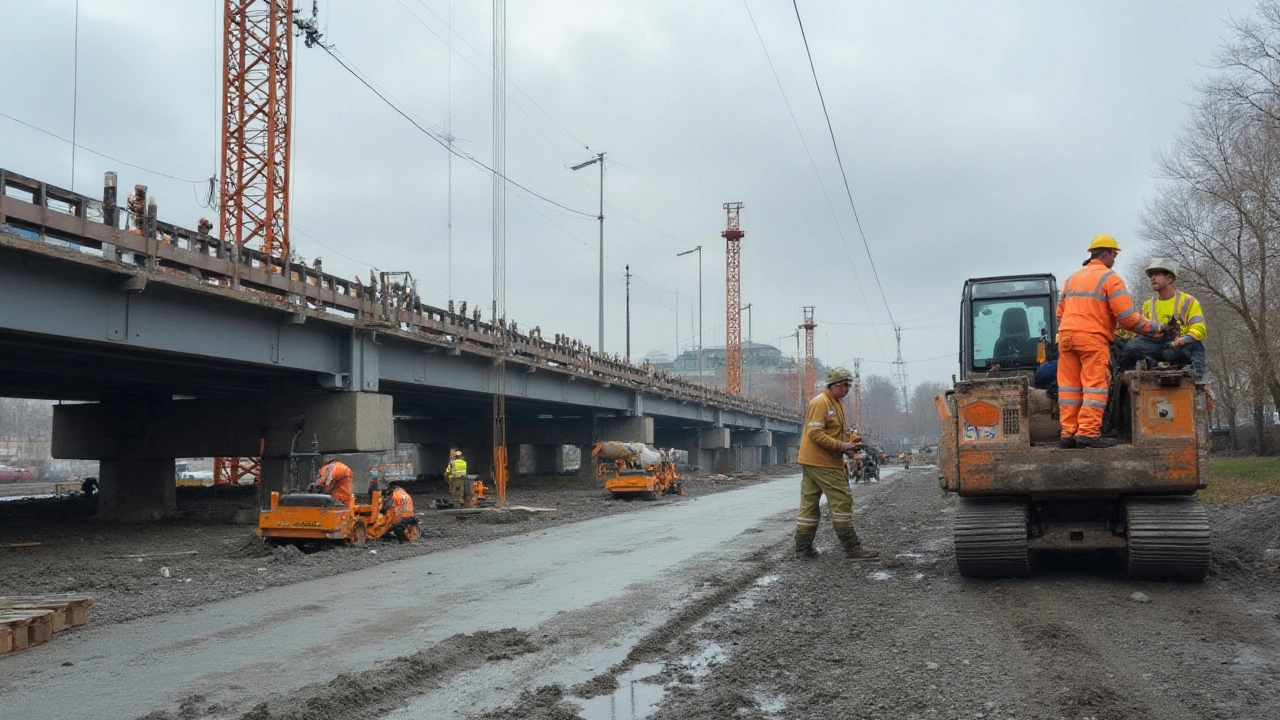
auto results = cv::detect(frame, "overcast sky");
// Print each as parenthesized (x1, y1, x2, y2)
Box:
(2, 0, 1256, 389)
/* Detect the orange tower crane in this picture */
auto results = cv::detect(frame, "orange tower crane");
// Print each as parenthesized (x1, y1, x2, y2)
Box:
(215, 0, 297, 486)
(801, 306, 816, 400)
(722, 202, 744, 394)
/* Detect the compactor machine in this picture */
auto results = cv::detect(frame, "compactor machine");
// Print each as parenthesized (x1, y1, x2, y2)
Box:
(258, 487, 419, 550)
(936, 274, 1211, 580)
(593, 441, 684, 500)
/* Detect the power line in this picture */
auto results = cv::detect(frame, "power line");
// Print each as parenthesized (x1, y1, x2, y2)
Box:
(313, 42, 597, 220)
(789, 0, 895, 327)
(0, 110, 209, 184)
(742, 0, 890, 362)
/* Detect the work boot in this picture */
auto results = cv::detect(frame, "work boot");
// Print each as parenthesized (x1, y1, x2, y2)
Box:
(1077, 436, 1118, 449)
(794, 533, 819, 559)
(1059, 435, 1076, 449)
(835, 527, 878, 560)
(845, 545, 880, 560)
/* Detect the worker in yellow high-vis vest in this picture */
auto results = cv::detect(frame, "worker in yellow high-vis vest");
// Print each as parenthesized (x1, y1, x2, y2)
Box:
(444, 450, 468, 507)
(1119, 258, 1207, 378)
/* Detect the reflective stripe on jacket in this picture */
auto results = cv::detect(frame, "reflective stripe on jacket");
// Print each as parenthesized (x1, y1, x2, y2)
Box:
(796, 390, 848, 469)
(1056, 259, 1157, 343)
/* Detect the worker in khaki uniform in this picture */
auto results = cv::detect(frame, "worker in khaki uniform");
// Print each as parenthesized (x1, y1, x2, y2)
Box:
(444, 450, 468, 507)
(1056, 235, 1160, 448)
(315, 459, 354, 507)
(1119, 258, 1207, 378)
(795, 367, 879, 560)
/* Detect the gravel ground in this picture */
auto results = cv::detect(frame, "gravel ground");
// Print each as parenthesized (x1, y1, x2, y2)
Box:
(625, 471, 1280, 720)
(0, 465, 796, 625)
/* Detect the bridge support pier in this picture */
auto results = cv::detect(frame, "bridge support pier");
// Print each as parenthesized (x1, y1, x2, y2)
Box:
(53, 392, 395, 518)
(413, 444, 451, 479)
(96, 458, 177, 523)
(532, 444, 563, 476)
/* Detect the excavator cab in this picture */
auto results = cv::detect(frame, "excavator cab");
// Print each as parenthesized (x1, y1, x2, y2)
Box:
(960, 274, 1057, 381)
(938, 273, 1210, 580)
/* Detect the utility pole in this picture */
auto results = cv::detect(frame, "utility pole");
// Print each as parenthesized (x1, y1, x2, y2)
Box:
(491, 0, 509, 502)
(742, 302, 753, 397)
(852, 358, 862, 431)
(571, 151, 606, 352)
(722, 202, 744, 394)
(625, 264, 631, 364)
(676, 245, 703, 381)
(794, 329, 802, 414)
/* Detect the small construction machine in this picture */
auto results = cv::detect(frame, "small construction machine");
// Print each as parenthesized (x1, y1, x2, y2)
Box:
(936, 274, 1211, 580)
(257, 438, 419, 550)
(593, 441, 685, 500)
(257, 487, 419, 549)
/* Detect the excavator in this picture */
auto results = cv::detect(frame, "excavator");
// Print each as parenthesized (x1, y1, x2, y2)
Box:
(592, 441, 684, 500)
(936, 274, 1211, 580)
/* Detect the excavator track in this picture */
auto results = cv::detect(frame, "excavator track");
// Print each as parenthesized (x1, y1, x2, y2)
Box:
(1124, 496, 1210, 581)
(954, 498, 1031, 578)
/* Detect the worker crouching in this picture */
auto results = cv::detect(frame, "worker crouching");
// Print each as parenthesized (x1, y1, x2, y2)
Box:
(314, 458, 354, 507)
(794, 367, 879, 561)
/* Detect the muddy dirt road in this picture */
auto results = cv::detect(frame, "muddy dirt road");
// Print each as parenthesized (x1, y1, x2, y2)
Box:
(6, 468, 1279, 720)
(2, 470, 872, 720)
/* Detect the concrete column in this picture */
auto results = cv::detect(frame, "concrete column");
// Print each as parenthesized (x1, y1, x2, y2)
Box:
(96, 458, 176, 523)
(576, 445, 596, 479)
(414, 444, 450, 479)
(532, 444, 561, 476)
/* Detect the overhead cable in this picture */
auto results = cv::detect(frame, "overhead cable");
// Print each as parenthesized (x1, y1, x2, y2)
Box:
(315, 42, 597, 219)
(790, 0, 895, 327)
(0, 110, 209, 184)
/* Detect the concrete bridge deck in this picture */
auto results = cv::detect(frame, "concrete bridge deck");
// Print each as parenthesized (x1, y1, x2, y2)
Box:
(0, 168, 802, 520)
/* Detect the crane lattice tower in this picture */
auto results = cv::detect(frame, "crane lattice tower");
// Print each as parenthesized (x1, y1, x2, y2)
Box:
(722, 202, 744, 394)
(801, 306, 816, 402)
(215, 0, 296, 486)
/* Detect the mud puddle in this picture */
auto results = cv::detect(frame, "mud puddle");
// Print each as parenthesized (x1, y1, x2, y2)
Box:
(568, 643, 728, 720)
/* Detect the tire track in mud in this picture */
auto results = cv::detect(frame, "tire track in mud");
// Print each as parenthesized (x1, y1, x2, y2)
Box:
(139, 629, 543, 720)
(629, 471, 1280, 720)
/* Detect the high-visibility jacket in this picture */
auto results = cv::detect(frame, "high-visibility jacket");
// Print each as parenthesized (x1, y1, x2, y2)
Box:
(389, 486, 414, 522)
(1056, 259, 1158, 343)
(316, 461, 354, 506)
(445, 458, 467, 479)
(797, 390, 849, 469)
(1116, 291, 1206, 343)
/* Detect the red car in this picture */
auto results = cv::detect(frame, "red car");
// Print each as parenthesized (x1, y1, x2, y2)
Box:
(0, 465, 37, 483)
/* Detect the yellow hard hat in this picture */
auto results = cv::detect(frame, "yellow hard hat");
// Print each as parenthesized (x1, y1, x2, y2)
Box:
(1087, 234, 1121, 253)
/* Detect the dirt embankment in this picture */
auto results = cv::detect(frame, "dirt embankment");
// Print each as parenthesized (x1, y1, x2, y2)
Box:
(0, 466, 797, 626)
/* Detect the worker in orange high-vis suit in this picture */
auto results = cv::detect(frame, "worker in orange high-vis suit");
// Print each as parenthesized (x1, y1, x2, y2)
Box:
(1056, 235, 1161, 448)
(315, 459, 355, 507)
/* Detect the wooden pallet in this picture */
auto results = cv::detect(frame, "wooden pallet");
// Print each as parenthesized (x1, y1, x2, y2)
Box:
(0, 594, 94, 655)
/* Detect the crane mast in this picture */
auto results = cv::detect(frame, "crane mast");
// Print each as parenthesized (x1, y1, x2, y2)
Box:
(215, 0, 296, 486)
(722, 202, 744, 394)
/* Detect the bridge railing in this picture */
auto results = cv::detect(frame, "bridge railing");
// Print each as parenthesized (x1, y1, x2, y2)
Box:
(0, 168, 801, 424)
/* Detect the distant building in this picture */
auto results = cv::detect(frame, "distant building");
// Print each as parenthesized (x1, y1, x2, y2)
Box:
(645, 341, 828, 403)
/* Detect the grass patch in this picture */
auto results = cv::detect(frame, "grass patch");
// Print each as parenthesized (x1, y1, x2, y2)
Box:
(1200, 457, 1280, 502)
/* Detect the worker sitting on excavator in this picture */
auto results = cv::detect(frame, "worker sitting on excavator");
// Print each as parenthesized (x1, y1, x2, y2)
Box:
(314, 458, 354, 507)
(445, 450, 468, 507)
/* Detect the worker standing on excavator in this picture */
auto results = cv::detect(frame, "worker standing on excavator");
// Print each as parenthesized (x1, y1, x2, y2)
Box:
(445, 450, 468, 507)
(315, 458, 354, 507)
(794, 367, 879, 561)
(1057, 235, 1160, 449)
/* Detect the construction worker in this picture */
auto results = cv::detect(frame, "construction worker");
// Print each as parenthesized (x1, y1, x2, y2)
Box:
(445, 450, 468, 507)
(388, 483, 414, 522)
(1119, 258, 1207, 378)
(1057, 235, 1160, 449)
(794, 367, 879, 560)
(315, 458, 354, 507)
